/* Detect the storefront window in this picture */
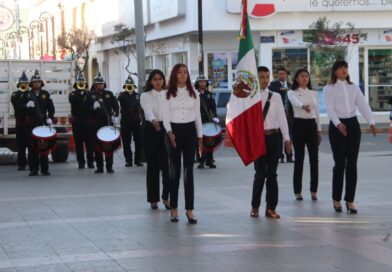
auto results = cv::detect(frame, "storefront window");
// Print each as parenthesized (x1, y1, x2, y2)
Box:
(173, 52, 187, 65)
(155, 54, 170, 78)
(368, 49, 392, 112)
(272, 49, 307, 79)
(310, 48, 345, 113)
(207, 52, 228, 89)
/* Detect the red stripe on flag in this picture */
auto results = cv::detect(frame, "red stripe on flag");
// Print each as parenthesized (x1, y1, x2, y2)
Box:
(251, 4, 276, 17)
(226, 102, 266, 166)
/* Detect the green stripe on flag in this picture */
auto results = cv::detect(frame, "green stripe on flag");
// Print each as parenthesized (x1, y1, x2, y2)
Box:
(238, 14, 254, 61)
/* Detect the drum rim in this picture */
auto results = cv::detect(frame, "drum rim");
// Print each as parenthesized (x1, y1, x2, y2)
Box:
(202, 122, 222, 137)
(31, 126, 57, 140)
(97, 126, 121, 143)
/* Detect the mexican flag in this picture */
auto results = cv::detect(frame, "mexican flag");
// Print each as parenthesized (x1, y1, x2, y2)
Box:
(225, 0, 266, 166)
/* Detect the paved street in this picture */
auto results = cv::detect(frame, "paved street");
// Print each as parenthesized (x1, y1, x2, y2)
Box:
(0, 133, 391, 271)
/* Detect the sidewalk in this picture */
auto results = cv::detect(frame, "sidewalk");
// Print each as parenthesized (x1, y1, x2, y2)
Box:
(0, 136, 391, 271)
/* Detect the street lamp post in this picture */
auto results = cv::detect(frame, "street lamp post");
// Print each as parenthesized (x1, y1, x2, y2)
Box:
(29, 20, 41, 60)
(18, 26, 31, 59)
(39, 12, 56, 60)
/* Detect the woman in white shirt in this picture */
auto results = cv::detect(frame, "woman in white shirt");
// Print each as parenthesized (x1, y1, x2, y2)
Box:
(163, 64, 203, 224)
(140, 69, 170, 210)
(288, 69, 321, 202)
(323, 60, 376, 214)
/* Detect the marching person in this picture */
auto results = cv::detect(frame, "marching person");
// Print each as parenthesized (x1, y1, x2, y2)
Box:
(117, 74, 143, 167)
(25, 70, 55, 176)
(140, 69, 170, 210)
(269, 67, 294, 163)
(163, 63, 203, 224)
(11, 71, 30, 171)
(250, 66, 291, 219)
(324, 60, 376, 214)
(89, 72, 119, 174)
(69, 72, 94, 169)
(288, 69, 321, 201)
(195, 75, 219, 169)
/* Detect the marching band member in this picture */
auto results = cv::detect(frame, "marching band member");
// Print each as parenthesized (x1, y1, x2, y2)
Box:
(194, 75, 219, 169)
(69, 72, 95, 169)
(288, 69, 321, 201)
(89, 72, 119, 174)
(163, 64, 203, 224)
(11, 71, 30, 171)
(140, 69, 170, 210)
(25, 70, 55, 176)
(117, 75, 143, 167)
(250, 66, 291, 219)
(323, 60, 376, 214)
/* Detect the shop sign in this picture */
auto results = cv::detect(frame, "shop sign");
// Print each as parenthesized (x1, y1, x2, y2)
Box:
(279, 30, 305, 46)
(150, 0, 185, 23)
(381, 29, 392, 43)
(227, 0, 392, 18)
(0, 6, 14, 31)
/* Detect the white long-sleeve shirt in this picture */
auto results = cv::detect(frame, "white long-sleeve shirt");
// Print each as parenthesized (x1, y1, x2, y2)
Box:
(261, 88, 290, 141)
(288, 88, 321, 131)
(323, 80, 375, 127)
(140, 89, 166, 122)
(162, 87, 203, 138)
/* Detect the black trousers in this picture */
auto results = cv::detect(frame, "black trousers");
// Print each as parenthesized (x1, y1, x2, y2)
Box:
(167, 122, 197, 210)
(251, 133, 280, 210)
(292, 118, 319, 194)
(143, 121, 169, 203)
(72, 119, 94, 166)
(329, 117, 361, 202)
(15, 123, 28, 167)
(27, 122, 49, 173)
(93, 123, 113, 170)
(121, 122, 142, 164)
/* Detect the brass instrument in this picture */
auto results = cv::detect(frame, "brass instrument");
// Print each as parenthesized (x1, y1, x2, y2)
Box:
(77, 81, 87, 90)
(125, 84, 136, 92)
(19, 83, 29, 92)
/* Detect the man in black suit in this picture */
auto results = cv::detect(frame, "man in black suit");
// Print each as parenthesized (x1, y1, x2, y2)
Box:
(269, 67, 293, 163)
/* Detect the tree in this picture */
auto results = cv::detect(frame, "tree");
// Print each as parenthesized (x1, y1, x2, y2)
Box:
(57, 29, 95, 75)
(110, 23, 137, 75)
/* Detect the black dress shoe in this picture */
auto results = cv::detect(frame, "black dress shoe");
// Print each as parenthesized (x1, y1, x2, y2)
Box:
(78, 164, 85, 169)
(206, 162, 216, 169)
(95, 168, 103, 174)
(295, 194, 303, 201)
(17, 165, 26, 171)
(41, 171, 51, 176)
(287, 158, 294, 163)
(107, 168, 114, 173)
(150, 203, 158, 210)
(197, 163, 204, 169)
(279, 157, 285, 163)
(28, 171, 38, 176)
(134, 162, 143, 167)
(125, 162, 133, 167)
(333, 201, 342, 213)
(170, 210, 179, 222)
(186, 213, 197, 224)
(87, 162, 95, 169)
(346, 203, 358, 214)
(311, 192, 318, 201)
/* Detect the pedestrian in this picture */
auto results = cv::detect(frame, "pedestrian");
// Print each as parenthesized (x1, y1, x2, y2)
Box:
(117, 75, 143, 167)
(25, 70, 55, 176)
(288, 68, 321, 201)
(10, 71, 30, 171)
(195, 75, 219, 169)
(250, 66, 291, 219)
(69, 72, 95, 169)
(89, 72, 120, 174)
(269, 67, 294, 163)
(162, 63, 203, 224)
(323, 60, 377, 214)
(140, 69, 170, 210)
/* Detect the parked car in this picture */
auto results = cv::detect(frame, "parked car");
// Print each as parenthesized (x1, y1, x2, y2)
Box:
(211, 88, 231, 128)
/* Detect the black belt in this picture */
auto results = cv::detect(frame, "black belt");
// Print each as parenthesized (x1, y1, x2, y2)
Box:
(264, 128, 280, 135)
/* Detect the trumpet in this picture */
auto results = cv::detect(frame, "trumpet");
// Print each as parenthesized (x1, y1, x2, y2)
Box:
(19, 83, 29, 92)
(77, 81, 87, 90)
(125, 84, 136, 92)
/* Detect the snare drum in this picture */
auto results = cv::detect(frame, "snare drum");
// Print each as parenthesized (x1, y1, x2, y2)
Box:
(202, 122, 223, 152)
(96, 126, 121, 154)
(31, 126, 57, 155)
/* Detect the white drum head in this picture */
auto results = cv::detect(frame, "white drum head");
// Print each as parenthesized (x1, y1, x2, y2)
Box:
(97, 126, 120, 142)
(32, 126, 56, 138)
(202, 122, 222, 137)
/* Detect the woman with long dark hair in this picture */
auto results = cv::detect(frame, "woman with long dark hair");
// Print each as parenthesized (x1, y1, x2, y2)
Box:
(288, 69, 321, 201)
(323, 60, 376, 214)
(140, 69, 170, 210)
(162, 63, 202, 224)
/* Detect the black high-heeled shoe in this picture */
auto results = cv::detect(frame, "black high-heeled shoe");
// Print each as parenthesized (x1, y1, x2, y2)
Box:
(186, 212, 197, 224)
(295, 194, 303, 201)
(162, 199, 170, 210)
(333, 201, 342, 213)
(150, 203, 158, 210)
(170, 210, 179, 222)
(346, 203, 358, 214)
